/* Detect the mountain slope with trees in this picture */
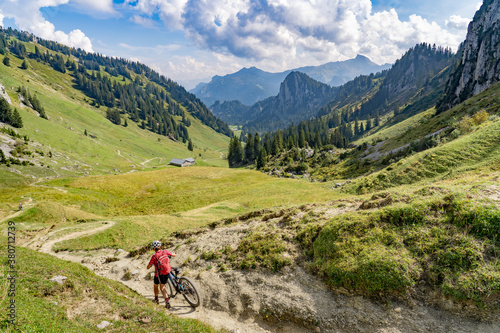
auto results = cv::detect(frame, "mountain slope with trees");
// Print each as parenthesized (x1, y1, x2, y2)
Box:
(0, 27, 231, 180)
(228, 0, 500, 188)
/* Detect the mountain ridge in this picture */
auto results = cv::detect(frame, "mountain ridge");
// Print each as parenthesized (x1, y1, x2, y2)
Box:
(190, 55, 391, 107)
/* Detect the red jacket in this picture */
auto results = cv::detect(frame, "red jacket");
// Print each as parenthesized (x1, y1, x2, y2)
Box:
(148, 249, 173, 276)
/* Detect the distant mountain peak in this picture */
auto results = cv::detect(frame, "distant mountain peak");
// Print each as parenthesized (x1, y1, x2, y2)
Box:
(190, 55, 391, 106)
(354, 54, 369, 60)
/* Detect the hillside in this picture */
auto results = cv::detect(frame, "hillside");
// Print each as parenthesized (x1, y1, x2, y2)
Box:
(0, 28, 231, 183)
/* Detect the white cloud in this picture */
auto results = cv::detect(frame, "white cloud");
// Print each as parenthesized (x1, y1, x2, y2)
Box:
(126, 0, 188, 29)
(0, 0, 94, 52)
(126, 0, 470, 71)
(72, 0, 115, 13)
(130, 15, 156, 28)
(446, 15, 471, 30)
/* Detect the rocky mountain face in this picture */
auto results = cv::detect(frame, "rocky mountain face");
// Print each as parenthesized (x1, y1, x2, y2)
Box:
(355, 43, 454, 120)
(191, 55, 390, 107)
(437, 0, 500, 113)
(242, 72, 335, 132)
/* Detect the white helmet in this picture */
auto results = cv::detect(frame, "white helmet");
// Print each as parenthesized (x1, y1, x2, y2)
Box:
(151, 240, 161, 249)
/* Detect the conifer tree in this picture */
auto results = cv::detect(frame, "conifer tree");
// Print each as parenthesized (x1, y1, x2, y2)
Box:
(188, 138, 194, 151)
(21, 59, 28, 69)
(11, 108, 23, 128)
(366, 115, 372, 131)
(256, 147, 266, 169)
(298, 128, 306, 148)
(314, 130, 322, 148)
(3, 56, 10, 66)
(245, 133, 255, 163)
(228, 136, 243, 167)
(253, 133, 260, 160)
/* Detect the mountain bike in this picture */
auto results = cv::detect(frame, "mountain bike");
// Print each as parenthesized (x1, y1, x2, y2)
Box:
(166, 266, 201, 308)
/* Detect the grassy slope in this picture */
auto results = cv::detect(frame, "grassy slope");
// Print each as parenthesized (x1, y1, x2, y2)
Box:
(0, 240, 221, 333)
(0, 48, 229, 179)
(309, 183, 500, 310)
(354, 108, 435, 148)
(345, 83, 500, 194)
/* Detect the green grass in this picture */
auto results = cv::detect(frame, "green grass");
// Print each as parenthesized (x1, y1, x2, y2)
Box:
(346, 116, 500, 194)
(1, 166, 339, 251)
(0, 242, 222, 332)
(379, 81, 500, 153)
(234, 230, 292, 272)
(355, 108, 435, 150)
(43, 167, 337, 216)
(307, 192, 500, 304)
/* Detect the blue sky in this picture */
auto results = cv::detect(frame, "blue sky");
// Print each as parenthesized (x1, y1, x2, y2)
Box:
(0, 0, 481, 89)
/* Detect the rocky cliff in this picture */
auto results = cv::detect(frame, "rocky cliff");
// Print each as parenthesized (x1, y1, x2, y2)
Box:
(243, 72, 335, 132)
(437, 0, 500, 112)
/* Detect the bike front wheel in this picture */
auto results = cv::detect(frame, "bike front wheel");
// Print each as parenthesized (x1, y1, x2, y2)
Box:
(179, 277, 201, 307)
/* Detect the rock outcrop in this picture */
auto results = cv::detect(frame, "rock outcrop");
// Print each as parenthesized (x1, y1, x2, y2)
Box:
(243, 72, 335, 132)
(437, 0, 500, 112)
(0, 82, 12, 104)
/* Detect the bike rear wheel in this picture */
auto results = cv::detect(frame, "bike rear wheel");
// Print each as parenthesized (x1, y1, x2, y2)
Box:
(166, 278, 174, 298)
(179, 277, 201, 307)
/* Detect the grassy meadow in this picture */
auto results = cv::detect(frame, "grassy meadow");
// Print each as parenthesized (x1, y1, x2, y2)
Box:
(1, 166, 340, 251)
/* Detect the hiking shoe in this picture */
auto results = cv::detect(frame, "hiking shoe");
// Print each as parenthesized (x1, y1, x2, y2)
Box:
(153, 298, 159, 305)
(165, 302, 171, 309)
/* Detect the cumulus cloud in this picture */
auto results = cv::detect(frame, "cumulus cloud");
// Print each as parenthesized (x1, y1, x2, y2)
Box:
(446, 15, 471, 30)
(126, 0, 470, 70)
(125, 0, 188, 29)
(0, 0, 94, 51)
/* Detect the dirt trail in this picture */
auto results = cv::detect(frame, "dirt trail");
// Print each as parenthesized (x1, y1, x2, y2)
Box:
(1, 198, 33, 223)
(35, 221, 115, 253)
(27, 205, 500, 333)
(27, 220, 283, 332)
